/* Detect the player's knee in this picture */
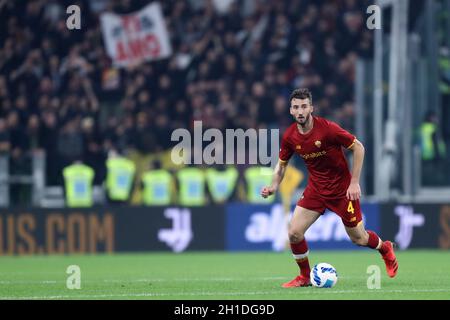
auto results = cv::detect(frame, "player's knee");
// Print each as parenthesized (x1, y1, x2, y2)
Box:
(288, 230, 304, 243)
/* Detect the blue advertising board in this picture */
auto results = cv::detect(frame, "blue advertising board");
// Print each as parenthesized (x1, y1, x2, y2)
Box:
(225, 203, 380, 251)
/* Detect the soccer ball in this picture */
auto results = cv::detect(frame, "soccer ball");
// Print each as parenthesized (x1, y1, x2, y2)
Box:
(310, 263, 338, 288)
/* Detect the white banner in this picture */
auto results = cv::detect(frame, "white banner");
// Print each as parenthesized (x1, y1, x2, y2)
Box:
(100, 2, 172, 67)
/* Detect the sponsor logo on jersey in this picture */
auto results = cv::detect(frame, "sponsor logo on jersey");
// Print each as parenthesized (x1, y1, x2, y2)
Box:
(301, 150, 327, 160)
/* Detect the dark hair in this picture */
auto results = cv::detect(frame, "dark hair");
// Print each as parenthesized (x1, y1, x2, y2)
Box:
(290, 88, 312, 105)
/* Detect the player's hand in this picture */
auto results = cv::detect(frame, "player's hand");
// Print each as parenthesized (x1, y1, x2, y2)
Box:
(261, 186, 276, 198)
(346, 182, 361, 201)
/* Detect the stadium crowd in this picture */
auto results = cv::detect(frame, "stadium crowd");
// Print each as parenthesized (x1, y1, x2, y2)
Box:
(0, 0, 374, 203)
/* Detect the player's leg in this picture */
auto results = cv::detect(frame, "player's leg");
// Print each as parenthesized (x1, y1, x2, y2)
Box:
(329, 198, 399, 278)
(344, 221, 398, 278)
(283, 205, 322, 288)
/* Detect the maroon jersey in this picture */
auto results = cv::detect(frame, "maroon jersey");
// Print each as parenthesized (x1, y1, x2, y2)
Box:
(279, 116, 356, 199)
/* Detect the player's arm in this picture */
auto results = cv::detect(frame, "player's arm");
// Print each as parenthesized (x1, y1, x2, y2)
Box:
(261, 160, 288, 198)
(262, 132, 293, 198)
(346, 139, 365, 200)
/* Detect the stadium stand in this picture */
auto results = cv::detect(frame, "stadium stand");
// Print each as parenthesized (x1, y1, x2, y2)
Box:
(0, 0, 374, 205)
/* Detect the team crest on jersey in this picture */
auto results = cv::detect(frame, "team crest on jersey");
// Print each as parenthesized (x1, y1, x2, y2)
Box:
(296, 145, 302, 150)
(315, 140, 322, 148)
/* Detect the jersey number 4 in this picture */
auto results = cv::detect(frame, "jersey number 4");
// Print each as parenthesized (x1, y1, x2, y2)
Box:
(347, 201, 355, 214)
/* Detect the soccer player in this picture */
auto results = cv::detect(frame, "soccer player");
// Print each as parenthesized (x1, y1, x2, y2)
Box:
(261, 88, 398, 288)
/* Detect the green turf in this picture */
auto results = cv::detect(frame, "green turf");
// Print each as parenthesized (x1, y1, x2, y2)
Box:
(0, 250, 449, 300)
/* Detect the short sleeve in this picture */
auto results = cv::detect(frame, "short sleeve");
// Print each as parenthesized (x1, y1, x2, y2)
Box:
(279, 134, 294, 164)
(327, 120, 356, 149)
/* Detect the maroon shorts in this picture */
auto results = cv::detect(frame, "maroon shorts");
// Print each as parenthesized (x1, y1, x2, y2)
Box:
(297, 189, 362, 228)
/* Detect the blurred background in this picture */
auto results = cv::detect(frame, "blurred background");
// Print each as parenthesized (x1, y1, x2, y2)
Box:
(0, 0, 449, 255)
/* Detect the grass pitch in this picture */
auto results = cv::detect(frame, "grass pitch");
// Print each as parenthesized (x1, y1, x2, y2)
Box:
(0, 250, 449, 300)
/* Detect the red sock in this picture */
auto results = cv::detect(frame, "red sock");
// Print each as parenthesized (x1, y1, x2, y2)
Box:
(366, 231, 380, 249)
(290, 239, 310, 278)
(367, 230, 388, 254)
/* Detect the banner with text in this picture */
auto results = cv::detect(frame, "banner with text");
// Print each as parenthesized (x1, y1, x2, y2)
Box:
(3, 202, 447, 255)
(0, 206, 225, 255)
(100, 2, 172, 67)
(225, 203, 380, 251)
(379, 203, 450, 249)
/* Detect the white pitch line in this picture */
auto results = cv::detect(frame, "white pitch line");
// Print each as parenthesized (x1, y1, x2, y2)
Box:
(0, 280, 59, 284)
(0, 277, 288, 285)
(103, 276, 287, 282)
(101, 276, 370, 282)
(0, 275, 438, 285)
(1, 289, 450, 300)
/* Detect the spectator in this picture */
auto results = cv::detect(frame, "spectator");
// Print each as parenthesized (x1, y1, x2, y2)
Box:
(57, 118, 84, 171)
(81, 117, 106, 184)
(40, 111, 59, 184)
(0, 118, 10, 154)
